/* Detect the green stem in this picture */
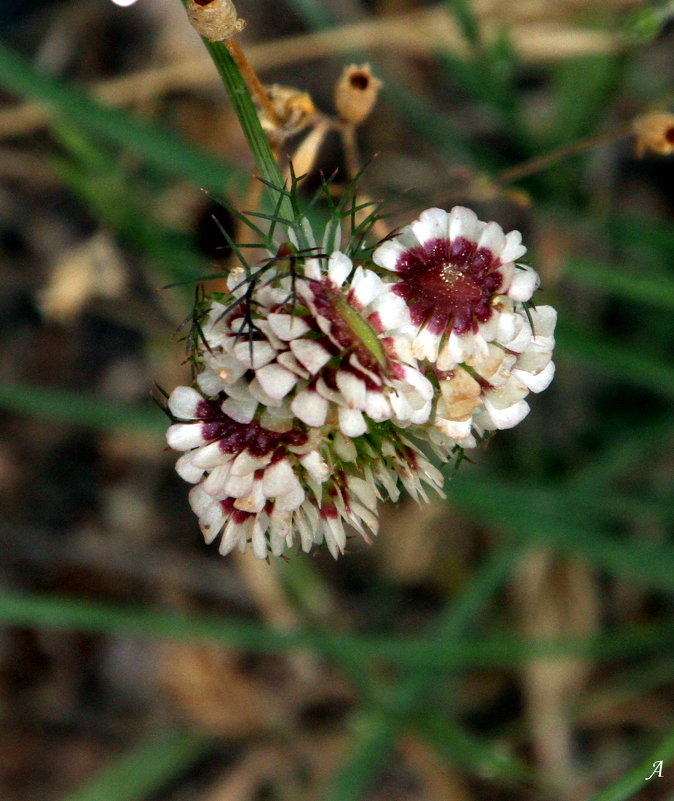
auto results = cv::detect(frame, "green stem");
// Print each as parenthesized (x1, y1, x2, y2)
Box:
(178, 1, 295, 222)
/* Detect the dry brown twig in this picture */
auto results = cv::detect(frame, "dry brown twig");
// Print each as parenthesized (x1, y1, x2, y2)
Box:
(0, 4, 628, 140)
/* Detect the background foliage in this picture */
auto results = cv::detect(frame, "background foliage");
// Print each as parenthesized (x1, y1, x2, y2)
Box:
(0, 1, 673, 800)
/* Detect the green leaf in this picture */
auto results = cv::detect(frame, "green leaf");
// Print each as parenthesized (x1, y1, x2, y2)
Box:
(59, 727, 213, 801)
(0, 41, 236, 192)
(0, 382, 165, 434)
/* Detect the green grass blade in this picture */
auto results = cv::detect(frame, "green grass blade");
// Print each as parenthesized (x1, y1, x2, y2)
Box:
(565, 258, 674, 312)
(1, 591, 672, 668)
(0, 41, 235, 192)
(417, 713, 528, 782)
(0, 382, 165, 434)
(445, 474, 674, 591)
(325, 542, 523, 801)
(59, 727, 213, 801)
(53, 123, 206, 285)
(556, 320, 674, 401)
(587, 725, 674, 801)
(550, 54, 625, 146)
(443, 0, 482, 48)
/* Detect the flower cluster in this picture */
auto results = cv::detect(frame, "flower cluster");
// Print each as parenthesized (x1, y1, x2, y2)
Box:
(166, 206, 556, 558)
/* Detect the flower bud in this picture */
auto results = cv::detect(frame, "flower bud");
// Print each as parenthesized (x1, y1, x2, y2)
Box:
(633, 112, 674, 157)
(185, 0, 245, 42)
(334, 64, 383, 126)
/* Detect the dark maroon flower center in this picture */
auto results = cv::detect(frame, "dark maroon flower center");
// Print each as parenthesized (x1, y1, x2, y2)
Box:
(195, 400, 307, 456)
(392, 237, 503, 335)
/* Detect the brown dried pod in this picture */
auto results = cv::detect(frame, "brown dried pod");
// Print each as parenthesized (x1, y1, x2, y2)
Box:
(185, 0, 245, 42)
(633, 112, 674, 158)
(334, 64, 383, 126)
(257, 85, 316, 140)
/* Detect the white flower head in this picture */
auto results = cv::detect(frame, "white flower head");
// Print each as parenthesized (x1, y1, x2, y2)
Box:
(164, 205, 557, 559)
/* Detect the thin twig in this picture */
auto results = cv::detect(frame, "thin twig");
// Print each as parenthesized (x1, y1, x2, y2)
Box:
(224, 38, 283, 130)
(495, 122, 635, 185)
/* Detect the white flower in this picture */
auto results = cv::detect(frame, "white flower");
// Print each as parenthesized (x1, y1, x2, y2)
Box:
(165, 207, 557, 559)
(372, 206, 537, 371)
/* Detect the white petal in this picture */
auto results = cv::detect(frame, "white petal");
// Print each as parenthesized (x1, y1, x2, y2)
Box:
(188, 487, 225, 544)
(500, 229, 527, 263)
(274, 483, 305, 511)
(484, 398, 530, 429)
(507, 267, 539, 302)
(234, 480, 266, 513)
(262, 458, 295, 496)
(410, 207, 449, 245)
(219, 515, 251, 555)
(529, 305, 557, 345)
(327, 251, 353, 287)
(369, 292, 410, 332)
(233, 340, 276, 369)
(349, 267, 382, 308)
(336, 370, 367, 409)
(251, 517, 269, 559)
(230, 449, 271, 476)
(277, 350, 310, 378)
(514, 360, 555, 392)
(291, 389, 329, 427)
(192, 441, 230, 470)
(411, 326, 440, 362)
(399, 365, 434, 400)
(202, 462, 233, 496)
(372, 239, 408, 273)
(514, 348, 553, 374)
(449, 206, 478, 242)
(247, 377, 282, 409)
(168, 386, 203, 419)
(175, 453, 205, 483)
(222, 471, 256, 498)
(303, 258, 322, 280)
(268, 313, 311, 341)
(166, 423, 207, 451)
(197, 369, 226, 397)
(435, 416, 473, 440)
(477, 220, 506, 256)
(256, 363, 298, 400)
(299, 450, 330, 482)
(290, 339, 332, 374)
(202, 353, 247, 385)
(365, 390, 392, 421)
(188, 484, 213, 517)
(221, 395, 258, 424)
(348, 476, 377, 510)
(338, 407, 367, 437)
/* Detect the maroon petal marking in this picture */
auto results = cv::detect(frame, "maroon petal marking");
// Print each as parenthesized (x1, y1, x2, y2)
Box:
(392, 236, 504, 336)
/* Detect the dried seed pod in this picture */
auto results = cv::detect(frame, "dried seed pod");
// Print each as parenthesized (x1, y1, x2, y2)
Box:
(334, 64, 383, 126)
(633, 112, 674, 157)
(257, 85, 316, 140)
(185, 0, 245, 42)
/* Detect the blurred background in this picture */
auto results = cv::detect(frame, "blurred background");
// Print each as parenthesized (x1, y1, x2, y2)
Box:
(1, 1, 674, 800)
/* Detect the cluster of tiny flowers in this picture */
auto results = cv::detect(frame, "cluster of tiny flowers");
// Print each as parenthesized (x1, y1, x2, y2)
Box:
(166, 207, 556, 558)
